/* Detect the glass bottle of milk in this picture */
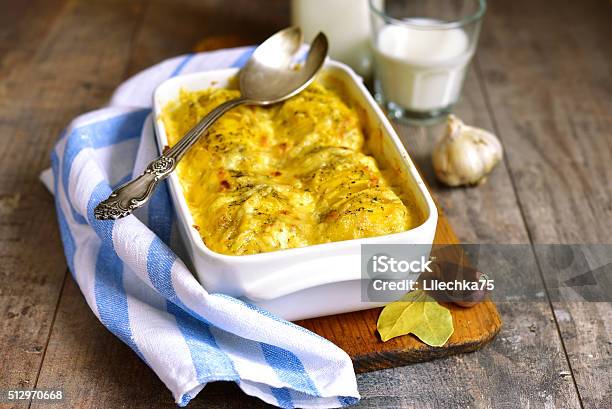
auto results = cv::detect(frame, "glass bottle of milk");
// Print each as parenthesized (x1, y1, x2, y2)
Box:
(370, 0, 486, 123)
(291, 0, 382, 79)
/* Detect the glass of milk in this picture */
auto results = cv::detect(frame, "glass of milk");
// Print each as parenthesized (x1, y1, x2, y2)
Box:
(370, 0, 486, 123)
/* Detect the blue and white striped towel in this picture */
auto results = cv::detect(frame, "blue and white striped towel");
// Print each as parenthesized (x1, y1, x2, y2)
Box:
(40, 46, 360, 408)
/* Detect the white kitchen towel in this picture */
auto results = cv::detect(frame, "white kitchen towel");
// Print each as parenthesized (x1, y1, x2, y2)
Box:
(42, 46, 360, 408)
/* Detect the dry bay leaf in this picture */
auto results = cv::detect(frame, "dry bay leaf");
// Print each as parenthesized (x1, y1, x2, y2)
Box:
(377, 290, 454, 346)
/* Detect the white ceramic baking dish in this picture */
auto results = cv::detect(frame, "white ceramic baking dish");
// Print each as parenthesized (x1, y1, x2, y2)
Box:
(153, 60, 438, 320)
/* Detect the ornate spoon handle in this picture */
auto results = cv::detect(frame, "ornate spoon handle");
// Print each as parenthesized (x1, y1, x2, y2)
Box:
(94, 97, 247, 220)
(93, 156, 175, 220)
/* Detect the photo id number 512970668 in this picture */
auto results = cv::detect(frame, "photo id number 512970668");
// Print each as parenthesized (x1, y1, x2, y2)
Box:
(0, 389, 65, 403)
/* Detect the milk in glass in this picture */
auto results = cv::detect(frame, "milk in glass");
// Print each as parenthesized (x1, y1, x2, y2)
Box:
(374, 21, 474, 113)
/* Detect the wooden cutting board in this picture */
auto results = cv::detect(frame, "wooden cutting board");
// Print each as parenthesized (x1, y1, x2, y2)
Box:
(296, 208, 502, 373)
(194, 38, 502, 373)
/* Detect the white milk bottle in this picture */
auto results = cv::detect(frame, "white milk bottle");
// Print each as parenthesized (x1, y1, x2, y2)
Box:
(291, 0, 379, 78)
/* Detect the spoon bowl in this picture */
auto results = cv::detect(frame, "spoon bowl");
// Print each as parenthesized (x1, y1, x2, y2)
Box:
(240, 27, 328, 104)
(94, 27, 328, 220)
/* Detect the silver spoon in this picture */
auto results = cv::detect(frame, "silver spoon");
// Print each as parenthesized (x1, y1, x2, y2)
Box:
(94, 27, 328, 220)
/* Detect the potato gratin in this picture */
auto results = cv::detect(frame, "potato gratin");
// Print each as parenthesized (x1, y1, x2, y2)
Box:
(161, 76, 423, 255)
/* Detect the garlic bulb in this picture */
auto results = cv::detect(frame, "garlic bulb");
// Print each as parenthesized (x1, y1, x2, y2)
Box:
(432, 115, 503, 186)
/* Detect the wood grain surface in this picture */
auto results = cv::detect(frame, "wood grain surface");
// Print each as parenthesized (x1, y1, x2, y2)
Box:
(476, 2, 612, 407)
(1, 0, 610, 408)
(0, 2, 146, 409)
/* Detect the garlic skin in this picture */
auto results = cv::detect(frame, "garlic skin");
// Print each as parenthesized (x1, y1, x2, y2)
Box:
(432, 115, 503, 186)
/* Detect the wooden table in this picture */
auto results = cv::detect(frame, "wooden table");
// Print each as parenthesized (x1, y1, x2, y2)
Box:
(1, 0, 610, 407)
